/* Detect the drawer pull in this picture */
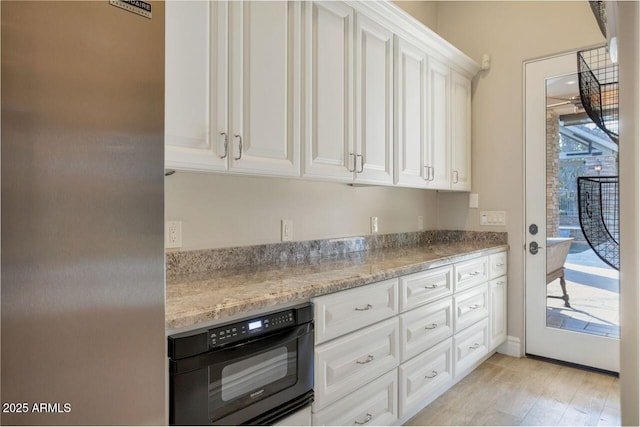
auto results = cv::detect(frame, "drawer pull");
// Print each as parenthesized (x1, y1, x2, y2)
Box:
(354, 413, 373, 425)
(356, 355, 375, 364)
(468, 304, 480, 310)
(354, 304, 373, 311)
(424, 284, 439, 289)
(496, 262, 505, 267)
(425, 323, 438, 330)
(496, 281, 505, 285)
(469, 343, 480, 350)
(468, 271, 480, 276)
(425, 370, 438, 379)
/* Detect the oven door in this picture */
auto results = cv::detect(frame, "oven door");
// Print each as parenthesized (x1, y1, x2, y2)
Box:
(170, 322, 313, 426)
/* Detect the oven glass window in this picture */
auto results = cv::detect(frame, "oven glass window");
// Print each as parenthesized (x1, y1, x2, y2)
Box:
(220, 347, 291, 402)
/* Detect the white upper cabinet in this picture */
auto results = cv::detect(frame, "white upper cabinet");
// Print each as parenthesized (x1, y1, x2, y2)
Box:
(394, 36, 428, 189)
(426, 57, 451, 189)
(166, 0, 479, 189)
(302, 1, 354, 182)
(354, 13, 394, 185)
(228, 1, 300, 176)
(166, 1, 300, 177)
(451, 70, 472, 191)
(165, 1, 227, 171)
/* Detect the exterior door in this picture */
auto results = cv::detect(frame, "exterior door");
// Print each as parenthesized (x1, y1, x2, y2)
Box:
(524, 52, 619, 372)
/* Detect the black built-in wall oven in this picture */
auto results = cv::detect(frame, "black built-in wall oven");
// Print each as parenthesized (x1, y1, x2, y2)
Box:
(168, 303, 314, 425)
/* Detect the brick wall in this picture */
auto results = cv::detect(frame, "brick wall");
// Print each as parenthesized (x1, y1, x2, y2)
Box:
(546, 111, 560, 237)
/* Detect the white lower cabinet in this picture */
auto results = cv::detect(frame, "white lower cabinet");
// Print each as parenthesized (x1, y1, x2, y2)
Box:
(399, 338, 453, 418)
(312, 369, 398, 426)
(311, 251, 507, 425)
(400, 297, 453, 362)
(313, 317, 400, 410)
(453, 318, 489, 378)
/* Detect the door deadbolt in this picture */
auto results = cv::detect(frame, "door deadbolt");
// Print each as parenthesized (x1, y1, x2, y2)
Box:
(529, 224, 538, 235)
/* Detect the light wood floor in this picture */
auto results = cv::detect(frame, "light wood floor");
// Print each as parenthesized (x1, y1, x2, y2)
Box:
(405, 353, 620, 426)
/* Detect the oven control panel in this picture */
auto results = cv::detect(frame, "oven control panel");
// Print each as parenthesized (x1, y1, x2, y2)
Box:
(208, 309, 295, 347)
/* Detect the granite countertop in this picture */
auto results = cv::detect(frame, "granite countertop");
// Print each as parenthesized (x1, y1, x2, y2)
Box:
(166, 240, 508, 331)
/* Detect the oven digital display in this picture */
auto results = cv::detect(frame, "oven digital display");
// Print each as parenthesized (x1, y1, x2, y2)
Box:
(248, 320, 262, 331)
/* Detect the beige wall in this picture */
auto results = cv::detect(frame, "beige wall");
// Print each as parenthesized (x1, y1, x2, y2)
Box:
(392, 1, 438, 31)
(435, 2, 604, 352)
(166, 172, 438, 250)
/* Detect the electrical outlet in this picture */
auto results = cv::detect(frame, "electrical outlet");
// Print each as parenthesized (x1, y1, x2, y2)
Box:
(166, 221, 183, 249)
(370, 216, 379, 234)
(281, 219, 293, 242)
(418, 216, 424, 230)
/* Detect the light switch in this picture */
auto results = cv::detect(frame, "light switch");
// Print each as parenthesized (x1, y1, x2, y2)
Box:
(469, 193, 479, 209)
(480, 211, 506, 226)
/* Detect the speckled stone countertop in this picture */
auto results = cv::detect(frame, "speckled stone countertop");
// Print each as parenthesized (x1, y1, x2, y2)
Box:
(166, 238, 508, 331)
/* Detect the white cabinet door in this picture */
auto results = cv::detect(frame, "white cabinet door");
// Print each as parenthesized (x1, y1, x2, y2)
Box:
(228, 1, 300, 177)
(165, 0, 227, 171)
(399, 265, 453, 312)
(314, 318, 400, 410)
(312, 369, 398, 426)
(489, 276, 507, 351)
(399, 338, 453, 418)
(394, 36, 427, 188)
(450, 70, 471, 191)
(426, 57, 451, 189)
(303, 1, 354, 181)
(453, 318, 489, 378)
(313, 278, 399, 345)
(400, 297, 453, 362)
(354, 13, 394, 185)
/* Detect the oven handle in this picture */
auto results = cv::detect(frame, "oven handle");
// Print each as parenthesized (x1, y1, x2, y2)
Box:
(170, 322, 313, 374)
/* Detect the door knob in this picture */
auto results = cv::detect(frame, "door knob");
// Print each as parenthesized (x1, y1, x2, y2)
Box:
(529, 241, 544, 255)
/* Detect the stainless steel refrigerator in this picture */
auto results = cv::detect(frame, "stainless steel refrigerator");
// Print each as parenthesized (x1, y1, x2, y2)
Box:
(1, 1, 166, 424)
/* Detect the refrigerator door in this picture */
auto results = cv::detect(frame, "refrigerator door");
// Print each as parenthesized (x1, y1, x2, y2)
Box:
(1, 1, 165, 425)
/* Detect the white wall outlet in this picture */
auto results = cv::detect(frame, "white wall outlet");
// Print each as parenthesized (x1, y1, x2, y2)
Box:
(281, 219, 293, 242)
(370, 216, 379, 234)
(480, 211, 507, 226)
(469, 193, 479, 209)
(418, 215, 424, 230)
(166, 221, 183, 249)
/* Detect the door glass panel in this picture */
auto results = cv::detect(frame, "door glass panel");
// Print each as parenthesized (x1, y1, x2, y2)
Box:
(545, 74, 620, 338)
(220, 347, 290, 401)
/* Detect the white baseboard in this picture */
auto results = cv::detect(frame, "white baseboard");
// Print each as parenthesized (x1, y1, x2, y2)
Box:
(497, 335, 522, 357)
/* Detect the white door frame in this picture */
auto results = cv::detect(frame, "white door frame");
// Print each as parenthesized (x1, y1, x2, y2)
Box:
(524, 51, 620, 372)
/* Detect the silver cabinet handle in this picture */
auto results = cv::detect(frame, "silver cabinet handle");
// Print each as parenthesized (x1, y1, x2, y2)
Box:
(355, 304, 373, 311)
(219, 132, 229, 159)
(430, 166, 435, 181)
(423, 166, 429, 180)
(357, 154, 364, 173)
(468, 304, 480, 310)
(424, 284, 438, 289)
(425, 323, 438, 330)
(469, 343, 480, 350)
(234, 134, 243, 160)
(468, 271, 480, 276)
(348, 153, 356, 172)
(453, 170, 459, 184)
(496, 263, 505, 267)
(354, 413, 373, 425)
(425, 370, 438, 379)
(356, 355, 374, 364)
(496, 281, 505, 286)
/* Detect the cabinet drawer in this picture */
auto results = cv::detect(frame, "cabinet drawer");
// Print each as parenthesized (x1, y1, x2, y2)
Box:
(314, 318, 400, 410)
(454, 256, 489, 292)
(453, 283, 489, 333)
(489, 252, 507, 279)
(454, 318, 489, 378)
(399, 338, 453, 418)
(400, 297, 453, 362)
(400, 265, 453, 312)
(312, 369, 398, 426)
(313, 278, 399, 344)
